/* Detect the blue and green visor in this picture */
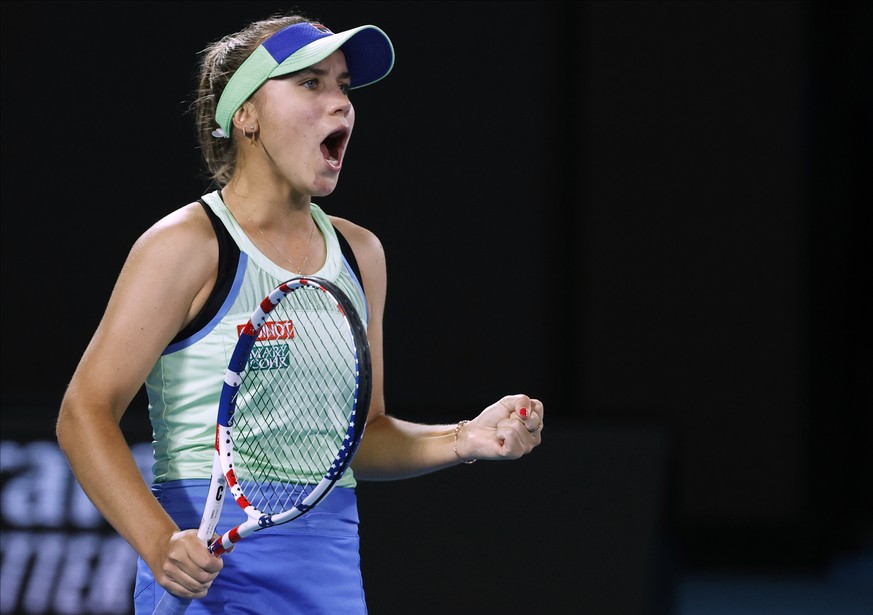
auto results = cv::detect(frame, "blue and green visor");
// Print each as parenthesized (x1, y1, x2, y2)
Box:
(214, 21, 395, 138)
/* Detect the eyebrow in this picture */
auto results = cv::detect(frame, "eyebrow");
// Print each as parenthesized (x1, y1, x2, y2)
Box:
(288, 66, 352, 81)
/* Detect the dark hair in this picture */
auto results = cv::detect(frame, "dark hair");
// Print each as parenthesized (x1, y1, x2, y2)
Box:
(193, 13, 310, 187)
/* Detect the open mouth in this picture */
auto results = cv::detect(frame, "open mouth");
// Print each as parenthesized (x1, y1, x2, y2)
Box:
(321, 129, 348, 164)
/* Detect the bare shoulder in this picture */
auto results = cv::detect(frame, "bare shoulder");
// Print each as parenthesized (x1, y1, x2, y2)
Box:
(129, 202, 216, 270)
(105, 201, 218, 344)
(139, 201, 213, 247)
(328, 215, 384, 262)
(115, 201, 218, 318)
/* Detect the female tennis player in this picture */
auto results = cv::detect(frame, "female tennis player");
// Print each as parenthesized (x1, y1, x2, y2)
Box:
(56, 10, 544, 613)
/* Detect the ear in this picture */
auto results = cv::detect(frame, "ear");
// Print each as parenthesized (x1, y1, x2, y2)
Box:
(231, 101, 259, 134)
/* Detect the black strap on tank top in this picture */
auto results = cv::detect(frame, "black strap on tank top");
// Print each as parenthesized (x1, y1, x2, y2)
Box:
(169, 199, 241, 345)
(334, 226, 364, 290)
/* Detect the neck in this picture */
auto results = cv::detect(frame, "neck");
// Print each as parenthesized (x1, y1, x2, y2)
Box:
(219, 186, 323, 275)
(223, 169, 311, 212)
(220, 184, 311, 227)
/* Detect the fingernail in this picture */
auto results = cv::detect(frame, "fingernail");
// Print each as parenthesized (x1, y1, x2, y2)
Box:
(519, 407, 528, 418)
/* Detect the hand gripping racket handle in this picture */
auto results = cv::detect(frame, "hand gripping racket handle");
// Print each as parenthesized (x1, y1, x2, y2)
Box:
(151, 454, 227, 615)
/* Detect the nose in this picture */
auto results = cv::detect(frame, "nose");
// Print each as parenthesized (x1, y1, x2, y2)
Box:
(331, 88, 352, 117)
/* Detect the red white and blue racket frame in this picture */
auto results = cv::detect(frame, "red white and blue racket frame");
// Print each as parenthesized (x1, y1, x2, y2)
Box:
(153, 276, 371, 614)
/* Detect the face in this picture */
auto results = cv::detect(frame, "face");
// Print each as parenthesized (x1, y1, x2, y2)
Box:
(247, 49, 356, 198)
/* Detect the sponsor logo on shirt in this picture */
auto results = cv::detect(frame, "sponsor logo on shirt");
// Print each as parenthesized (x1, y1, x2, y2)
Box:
(237, 319, 295, 341)
(238, 320, 294, 370)
(248, 343, 290, 370)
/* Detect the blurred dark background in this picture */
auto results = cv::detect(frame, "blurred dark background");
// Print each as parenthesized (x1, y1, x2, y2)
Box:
(1, 1, 870, 614)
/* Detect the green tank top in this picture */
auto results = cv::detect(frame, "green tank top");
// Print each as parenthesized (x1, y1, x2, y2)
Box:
(146, 191, 367, 486)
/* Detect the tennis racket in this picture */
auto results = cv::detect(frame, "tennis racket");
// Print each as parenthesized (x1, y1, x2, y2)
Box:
(153, 276, 372, 614)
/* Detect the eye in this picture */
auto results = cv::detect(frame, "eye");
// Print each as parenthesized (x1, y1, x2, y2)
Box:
(339, 83, 350, 95)
(302, 79, 318, 90)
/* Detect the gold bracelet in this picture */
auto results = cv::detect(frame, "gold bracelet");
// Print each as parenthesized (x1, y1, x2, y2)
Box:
(453, 420, 477, 464)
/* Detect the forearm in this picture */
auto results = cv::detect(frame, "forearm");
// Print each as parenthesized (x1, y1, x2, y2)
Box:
(351, 414, 462, 480)
(56, 397, 177, 570)
(351, 395, 544, 480)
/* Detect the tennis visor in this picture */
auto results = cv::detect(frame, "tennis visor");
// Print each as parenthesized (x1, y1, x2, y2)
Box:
(214, 21, 395, 138)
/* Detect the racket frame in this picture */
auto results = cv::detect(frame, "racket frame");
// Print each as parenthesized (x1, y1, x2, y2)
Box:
(152, 276, 371, 613)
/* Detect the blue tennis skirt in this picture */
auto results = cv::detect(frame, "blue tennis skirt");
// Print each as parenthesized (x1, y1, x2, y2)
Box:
(134, 480, 366, 614)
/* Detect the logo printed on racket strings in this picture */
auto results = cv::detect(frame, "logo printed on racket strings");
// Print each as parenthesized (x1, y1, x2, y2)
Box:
(237, 319, 295, 341)
(247, 343, 290, 370)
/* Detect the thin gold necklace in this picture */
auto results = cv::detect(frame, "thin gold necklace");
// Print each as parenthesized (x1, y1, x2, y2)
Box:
(242, 206, 316, 275)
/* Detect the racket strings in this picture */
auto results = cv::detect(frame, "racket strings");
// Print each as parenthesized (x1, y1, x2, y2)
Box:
(232, 285, 361, 514)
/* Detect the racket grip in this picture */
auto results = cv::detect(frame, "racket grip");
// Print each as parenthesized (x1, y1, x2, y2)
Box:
(152, 592, 192, 615)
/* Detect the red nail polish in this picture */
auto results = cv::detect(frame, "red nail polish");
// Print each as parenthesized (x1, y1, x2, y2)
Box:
(519, 407, 528, 418)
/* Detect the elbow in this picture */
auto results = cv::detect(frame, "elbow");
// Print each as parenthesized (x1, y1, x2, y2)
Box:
(56, 384, 128, 455)
(56, 396, 78, 455)
(56, 387, 95, 455)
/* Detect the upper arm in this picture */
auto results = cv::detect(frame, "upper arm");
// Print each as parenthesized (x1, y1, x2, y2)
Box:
(63, 203, 218, 421)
